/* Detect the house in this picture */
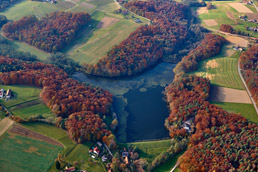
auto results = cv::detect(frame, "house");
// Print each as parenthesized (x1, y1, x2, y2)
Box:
(97, 141, 102, 147)
(93, 147, 100, 155)
(134, 18, 142, 23)
(102, 155, 107, 162)
(0, 89, 4, 99)
(122, 151, 129, 158)
(6, 89, 11, 99)
(182, 118, 194, 133)
(64, 166, 75, 172)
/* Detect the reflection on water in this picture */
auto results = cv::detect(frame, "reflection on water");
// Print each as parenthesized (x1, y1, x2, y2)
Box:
(73, 63, 175, 142)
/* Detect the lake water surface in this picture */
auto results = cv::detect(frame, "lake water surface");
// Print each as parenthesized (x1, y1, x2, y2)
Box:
(73, 63, 175, 142)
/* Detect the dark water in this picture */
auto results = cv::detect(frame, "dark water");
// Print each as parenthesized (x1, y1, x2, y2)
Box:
(125, 86, 169, 142)
(73, 63, 175, 142)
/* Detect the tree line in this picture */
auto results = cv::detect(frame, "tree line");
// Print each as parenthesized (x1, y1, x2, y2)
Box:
(240, 44, 258, 106)
(83, 0, 195, 77)
(2, 11, 91, 52)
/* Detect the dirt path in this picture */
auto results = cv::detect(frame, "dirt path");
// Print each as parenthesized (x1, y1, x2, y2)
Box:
(209, 85, 252, 104)
(8, 124, 63, 147)
(0, 118, 14, 137)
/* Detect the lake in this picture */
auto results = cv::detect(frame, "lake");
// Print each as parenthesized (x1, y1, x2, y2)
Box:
(73, 63, 175, 142)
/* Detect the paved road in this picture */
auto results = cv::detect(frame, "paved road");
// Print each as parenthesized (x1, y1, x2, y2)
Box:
(253, 2, 258, 12)
(170, 162, 179, 172)
(238, 60, 258, 115)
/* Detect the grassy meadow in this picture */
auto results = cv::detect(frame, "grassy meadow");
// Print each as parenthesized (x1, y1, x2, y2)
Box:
(23, 122, 105, 172)
(0, 85, 53, 119)
(0, 132, 62, 172)
(192, 45, 244, 90)
(212, 101, 258, 123)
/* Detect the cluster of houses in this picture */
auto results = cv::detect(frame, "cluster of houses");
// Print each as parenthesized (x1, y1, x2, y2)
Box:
(233, 45, 244, 51)
(246, 26, 258, 32)
(239, 15, 257, 23)
(240, 0, 254, 5)
(88, 142, 113, 163)
(0, 89, 12, 100)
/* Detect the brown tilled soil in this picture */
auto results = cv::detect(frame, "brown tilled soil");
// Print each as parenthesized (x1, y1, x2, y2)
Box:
(203, 19, 218, 26)
(8, 124, 63, 147)
(198, 7, 208, 14)
(97, 16, 120, 28)
(226, 36, 249, 47)
(209, 85, 252, 103)
(228, 3, 253, 13)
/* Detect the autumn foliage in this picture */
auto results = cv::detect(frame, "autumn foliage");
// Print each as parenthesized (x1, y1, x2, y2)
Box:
(84, 0, 191, 77)
(165, 35, 258, 171)
(220, 24, 234, 33)
(174, 34, 227, 76)
(66, 111, 111, 143)
(240, 44, 258, 105)
(2, 12, 90, 52)
(0, 56, 113, 143)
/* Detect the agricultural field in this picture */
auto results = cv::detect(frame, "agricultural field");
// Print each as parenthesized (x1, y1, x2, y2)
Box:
(0, 85, 53, 119)
(66, 11, 145, 65)
(198, 1, 258, 38)
(128, 140, 172, 163)
(0, 130, 62, 172)
(23, 122, 106, 172)
(192, 45, 244, 90)
(212, 101, 258, 123)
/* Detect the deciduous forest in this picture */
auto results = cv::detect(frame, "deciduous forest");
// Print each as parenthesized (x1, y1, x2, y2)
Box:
(164, 35, 258, 171)
(84, 0, 203, 77)
(2, 12, 91, 52)
(0, 56, 114, 145)
(240, 44, 258, 105)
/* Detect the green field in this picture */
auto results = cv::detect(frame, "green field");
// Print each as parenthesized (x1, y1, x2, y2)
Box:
(0, 132, 62, 172)
(0, 85, 53, 119)
(128, 140, 172, 163)
(23, 122, 105, 172)
(198, 1, 258, 38)
(67, 11, 145, 65)
(212, 101, 258, 123)
(192, 45, 244, 90)
(0, 0, 60, 20)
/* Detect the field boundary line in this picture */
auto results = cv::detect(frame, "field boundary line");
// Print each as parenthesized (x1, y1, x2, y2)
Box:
(238, 59, 258, 115)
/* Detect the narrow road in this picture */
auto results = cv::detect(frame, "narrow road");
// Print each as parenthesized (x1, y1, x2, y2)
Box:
(170, 161, 179, 172)
(253, 2, 258, 12)
(238, 60, 258, 115)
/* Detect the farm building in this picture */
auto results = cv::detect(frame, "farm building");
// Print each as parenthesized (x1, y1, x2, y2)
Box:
(6, 89, 11, 99)
(0, 89, 4, 99)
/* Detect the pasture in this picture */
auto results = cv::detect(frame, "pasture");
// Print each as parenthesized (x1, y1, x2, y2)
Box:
(212, 101, 258, 123)
(192, 45, 244, 90)
(0, 131, 62, 172)
(0, 85, 53, 119)
(23, 122, 105, 172)
(67, 11, 144, 65)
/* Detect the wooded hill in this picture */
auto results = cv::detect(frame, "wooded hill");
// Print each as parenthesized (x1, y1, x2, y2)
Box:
(2, 12, 91, 52)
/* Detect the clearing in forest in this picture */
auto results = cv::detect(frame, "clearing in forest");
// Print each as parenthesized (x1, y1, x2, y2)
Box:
(228, 3, 253, 13)
(193, 45, 244, 90)
(203, 19, 218, 26)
